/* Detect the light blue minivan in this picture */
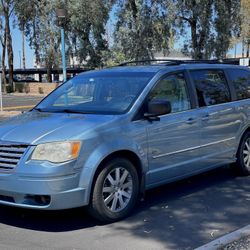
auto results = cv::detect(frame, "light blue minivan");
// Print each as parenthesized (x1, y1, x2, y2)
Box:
(0, 60, 250, 222)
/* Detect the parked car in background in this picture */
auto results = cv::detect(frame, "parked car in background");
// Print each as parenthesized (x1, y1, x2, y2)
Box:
(0, 60, 250, 222)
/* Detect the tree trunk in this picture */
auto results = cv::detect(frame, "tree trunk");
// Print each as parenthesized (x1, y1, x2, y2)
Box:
(1, 24, 7, 93)
(4, 4, 14, 91)
(242, 39, 245, 57)
(247, 39, 250, 58)
(46, 63, 52, 83)
(190, 20, 199, 59)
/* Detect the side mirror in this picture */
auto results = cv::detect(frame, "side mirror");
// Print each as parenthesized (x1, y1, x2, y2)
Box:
(144, 99, 171, 119)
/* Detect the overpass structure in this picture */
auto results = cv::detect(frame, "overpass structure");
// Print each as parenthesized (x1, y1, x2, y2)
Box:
(0, 67, 92, 82)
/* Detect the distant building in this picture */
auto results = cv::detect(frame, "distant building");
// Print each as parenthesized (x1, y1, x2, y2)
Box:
(154, 50, 192, 60)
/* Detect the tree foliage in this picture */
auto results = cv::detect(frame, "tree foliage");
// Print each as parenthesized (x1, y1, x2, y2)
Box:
(0, 0, 249, 91)
(214, 0, 241, 59)
(114, 0, 176, 61)
(65, 0, 112, 67)
(176, 0, 240, 59)
(177, 0, 213, 59)
(1, 0, 14, 89)
(241, 0, 250, 56)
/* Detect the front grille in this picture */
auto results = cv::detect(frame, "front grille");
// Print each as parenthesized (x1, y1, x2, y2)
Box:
(0, 144, 28, 172)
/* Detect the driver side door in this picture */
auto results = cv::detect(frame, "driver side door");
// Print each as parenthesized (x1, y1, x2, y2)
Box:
(146, 72, 202, 187)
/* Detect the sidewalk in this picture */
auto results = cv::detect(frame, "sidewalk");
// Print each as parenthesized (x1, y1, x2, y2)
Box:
(195, 222, 250, 250)
(0, 111, 22, 118)
(221, 236, 250, 250)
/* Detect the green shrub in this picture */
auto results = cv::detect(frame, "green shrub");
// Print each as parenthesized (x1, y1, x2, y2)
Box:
(38, 87, 44, 94)
(15, 83, 24, 93)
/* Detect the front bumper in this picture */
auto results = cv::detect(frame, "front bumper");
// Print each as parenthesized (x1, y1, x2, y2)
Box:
(0, 188, 87, 210)
(0, 155, 89, 210)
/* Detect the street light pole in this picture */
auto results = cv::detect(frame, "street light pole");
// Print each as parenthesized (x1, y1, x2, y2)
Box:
(56, 8, 67, 82)
(61, 27, 67, 82)
(19, 50, 21, 68)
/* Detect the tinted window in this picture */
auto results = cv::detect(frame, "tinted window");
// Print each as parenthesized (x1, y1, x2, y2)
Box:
(149, 73, 191, 113)
(191, 70, 231, 107)
(228, 69, 250, 100)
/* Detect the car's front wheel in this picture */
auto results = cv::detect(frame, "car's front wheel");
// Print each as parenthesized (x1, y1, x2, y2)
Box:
(88, 158, 139, 222)
(236, 131, 250, 176)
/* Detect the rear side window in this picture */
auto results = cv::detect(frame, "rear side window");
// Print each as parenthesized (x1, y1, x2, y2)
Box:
(227, 69, 250, 100)
(190, 70, 231, 107)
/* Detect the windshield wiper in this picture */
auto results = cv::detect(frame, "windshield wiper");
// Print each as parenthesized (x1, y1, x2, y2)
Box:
(33, 108, 46, 112)
(54, 109, 86, 114)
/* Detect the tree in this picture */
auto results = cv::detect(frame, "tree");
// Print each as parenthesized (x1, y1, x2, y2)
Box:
(0, 10, 7, 92)
(177, 0, 213, 59)
(15, 0, 61, 82)
(65, 0, 112, 68)
(213, 0, 241, 59)
(114, 0, 175, 61)
(241, 0, 250, 57)
(14, 0, 30, 69)
(1, 0, 14, 89)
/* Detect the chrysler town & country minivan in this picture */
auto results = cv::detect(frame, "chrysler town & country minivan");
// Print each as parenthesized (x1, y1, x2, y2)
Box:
(0, 60, 250, 222)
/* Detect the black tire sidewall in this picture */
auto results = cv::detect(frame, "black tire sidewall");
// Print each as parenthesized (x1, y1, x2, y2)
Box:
(237, 132, 250, 175)
(91, 158, 139, 222)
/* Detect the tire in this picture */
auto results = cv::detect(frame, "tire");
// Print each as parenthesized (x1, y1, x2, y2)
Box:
(88, 158, 139, 222)
(235, 131, 250, 176)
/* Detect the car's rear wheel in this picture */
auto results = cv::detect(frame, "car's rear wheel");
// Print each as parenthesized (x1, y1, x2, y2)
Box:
(88, 158, 139, 222)
(236, 131, 250, 176)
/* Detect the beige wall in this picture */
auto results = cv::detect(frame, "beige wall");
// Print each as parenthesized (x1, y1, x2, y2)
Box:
(15, 82, 60, 95)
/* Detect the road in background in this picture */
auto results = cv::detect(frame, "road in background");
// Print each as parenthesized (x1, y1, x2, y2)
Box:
(0, 166, 250, 250)
(2, 94, 44, 111)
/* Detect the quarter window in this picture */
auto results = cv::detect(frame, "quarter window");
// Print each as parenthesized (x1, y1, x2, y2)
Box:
(227, 69, 250, 100)
(149, 73, 191, 113)
(190, 70, 231, 107)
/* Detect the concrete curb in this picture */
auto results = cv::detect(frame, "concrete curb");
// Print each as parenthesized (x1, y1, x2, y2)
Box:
(195, 225, 250, 250)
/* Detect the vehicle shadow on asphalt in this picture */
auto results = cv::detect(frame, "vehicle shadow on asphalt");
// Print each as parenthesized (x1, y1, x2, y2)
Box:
(1, 165, 250, 249)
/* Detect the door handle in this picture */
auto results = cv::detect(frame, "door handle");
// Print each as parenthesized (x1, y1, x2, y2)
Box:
(186, 118, 196, 124)
(201, 114, 210, 121)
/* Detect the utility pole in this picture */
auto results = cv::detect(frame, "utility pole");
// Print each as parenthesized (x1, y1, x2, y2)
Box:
(19, 50, 21, 68)
(22, 28, 26, 69)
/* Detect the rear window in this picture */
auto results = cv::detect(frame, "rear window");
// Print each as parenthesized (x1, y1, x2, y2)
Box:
(190, 70, 231, 107)
(227, 69, 250, 100)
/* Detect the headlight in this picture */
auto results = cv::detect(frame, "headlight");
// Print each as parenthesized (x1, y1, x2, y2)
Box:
(31, 141, 81, 163)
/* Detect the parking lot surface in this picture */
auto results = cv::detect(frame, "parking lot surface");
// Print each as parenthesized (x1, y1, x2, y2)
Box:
(2, 94, 44, 111)
(0, 166, 250, 250)
(1, 94, 250, 249)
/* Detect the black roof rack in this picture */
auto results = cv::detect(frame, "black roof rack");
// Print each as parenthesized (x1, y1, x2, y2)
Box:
(118, 59, 183, 66)
(118, 58, 239, 66)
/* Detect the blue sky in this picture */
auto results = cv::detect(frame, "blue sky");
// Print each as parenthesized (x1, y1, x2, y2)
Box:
(12, 27, 34, 68)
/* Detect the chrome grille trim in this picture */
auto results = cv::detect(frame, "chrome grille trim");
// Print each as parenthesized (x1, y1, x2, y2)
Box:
(0, 143, 29, 172)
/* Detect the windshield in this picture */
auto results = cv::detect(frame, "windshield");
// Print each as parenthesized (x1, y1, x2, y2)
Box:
(35, 72, 154, 114)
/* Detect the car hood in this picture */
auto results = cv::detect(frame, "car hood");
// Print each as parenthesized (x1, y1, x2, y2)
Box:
(0, 111, 118, 145)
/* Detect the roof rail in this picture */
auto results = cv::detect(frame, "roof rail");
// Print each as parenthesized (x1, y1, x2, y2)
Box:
(118, 59, 183, 66)
(118, 58, 239, 66)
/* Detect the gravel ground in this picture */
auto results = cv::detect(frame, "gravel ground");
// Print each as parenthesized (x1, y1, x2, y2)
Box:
(219, 236, 250, 250)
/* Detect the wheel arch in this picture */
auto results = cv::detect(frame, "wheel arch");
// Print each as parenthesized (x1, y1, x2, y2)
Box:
(89, 150, 145, 203)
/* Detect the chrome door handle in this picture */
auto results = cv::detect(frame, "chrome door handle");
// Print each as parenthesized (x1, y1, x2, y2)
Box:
(201, 114, 210, 121)
(186, 118, 196, 124)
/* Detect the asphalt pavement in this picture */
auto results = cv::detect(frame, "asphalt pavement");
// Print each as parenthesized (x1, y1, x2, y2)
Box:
(1, 94, 250, 249)
(1, 166, 250, 250)
(2, 94, 44, 111)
